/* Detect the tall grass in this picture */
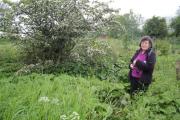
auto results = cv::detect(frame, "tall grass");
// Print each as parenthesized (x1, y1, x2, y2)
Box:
(106, 54, 180, 120)
(0, 73, 127, 120)
(0, 39, 23, 78)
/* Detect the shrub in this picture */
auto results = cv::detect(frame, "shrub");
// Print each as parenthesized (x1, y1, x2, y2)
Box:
(155, 40, 171, 55)
(16, 0, 114, 63)
(52, 39, 129, 82)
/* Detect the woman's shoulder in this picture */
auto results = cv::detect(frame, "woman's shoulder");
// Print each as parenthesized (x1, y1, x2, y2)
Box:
(149, 50, 156, 56)
(147, 50, 156, 62)
(147, 48, 155, 56)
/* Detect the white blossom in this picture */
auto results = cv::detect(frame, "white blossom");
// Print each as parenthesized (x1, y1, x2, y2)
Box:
(51, 98, 60, 105)
(38, 96, 50, 103)
(60, 114, 68, 120)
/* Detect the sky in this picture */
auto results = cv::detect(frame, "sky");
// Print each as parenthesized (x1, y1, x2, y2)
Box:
(9, 0, 180, 19)
(97, 0, 180, 19)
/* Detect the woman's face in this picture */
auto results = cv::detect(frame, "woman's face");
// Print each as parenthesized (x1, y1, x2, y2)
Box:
(141, 40, 150, 51)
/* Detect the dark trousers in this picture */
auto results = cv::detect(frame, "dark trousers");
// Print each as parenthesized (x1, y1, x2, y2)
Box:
(130, 76, 149, 95)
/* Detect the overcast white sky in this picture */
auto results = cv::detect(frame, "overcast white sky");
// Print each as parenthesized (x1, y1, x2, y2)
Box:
(98, 0, 180, 19)
(10, 0, 180, 19)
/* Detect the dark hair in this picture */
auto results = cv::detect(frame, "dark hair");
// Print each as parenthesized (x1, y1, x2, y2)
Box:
(139, 36, 153, 48)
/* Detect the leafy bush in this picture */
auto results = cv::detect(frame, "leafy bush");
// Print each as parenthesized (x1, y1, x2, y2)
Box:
(155, 40, 171, 55)
(16, 0, 114, 63)
(143, 16, 168, 38)
(52, 39, 129, 82)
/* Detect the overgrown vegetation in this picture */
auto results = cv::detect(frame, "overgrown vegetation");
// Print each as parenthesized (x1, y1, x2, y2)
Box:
(14, 0, 115, 63)
(0, 36, 180, 120)
(143, 16, 168, 39)
(0, 0, 180, 120)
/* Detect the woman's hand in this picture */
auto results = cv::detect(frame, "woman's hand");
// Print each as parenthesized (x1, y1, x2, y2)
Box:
(133, 60, 137, 65)
(130, 64, 134, 69)
(130, 60, 137, 69)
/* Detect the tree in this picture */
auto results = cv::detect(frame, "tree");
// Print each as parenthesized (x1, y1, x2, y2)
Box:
(0, 0, 19, 35)
(143, 16, 168, 38)
(171, 16, 180, 37)
(0, 1, 12, 32)
(15, 0, 114, 63)
(171, 7, 180, 37)
(107, 10, 142, 39)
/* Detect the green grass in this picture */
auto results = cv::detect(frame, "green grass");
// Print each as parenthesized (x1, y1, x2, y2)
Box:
(0, 39, 20, 61)
(0, 38, 180, 120)
(120, 55, 180, 120)
(0, 73, 125, 120)
(0, 39, 126, 119)
(0, 39, 24, 77)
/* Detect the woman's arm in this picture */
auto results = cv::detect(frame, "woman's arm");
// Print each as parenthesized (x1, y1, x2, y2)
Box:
(135, 52, 156, 72)
(129, 50, 139, 69)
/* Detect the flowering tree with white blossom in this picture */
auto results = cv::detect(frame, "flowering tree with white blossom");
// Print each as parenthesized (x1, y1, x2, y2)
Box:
(16, 0, 114, 63)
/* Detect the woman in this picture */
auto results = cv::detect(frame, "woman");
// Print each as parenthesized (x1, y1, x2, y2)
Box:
(129, 36, 156, 95)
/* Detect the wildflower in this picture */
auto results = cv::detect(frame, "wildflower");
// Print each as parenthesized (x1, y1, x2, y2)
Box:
(87, 47, 93, 57)
(69, 112, 80, 120)
(51, 98, 60, 105)
(38, 96, 50, 103)
(60, 114, 68, 120)
(121, 99, 128, 106)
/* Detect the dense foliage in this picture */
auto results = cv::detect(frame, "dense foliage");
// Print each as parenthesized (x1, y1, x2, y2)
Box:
(15, 0, 114, 63)
(0, 38, 180, 120)
(0, 1, 180, 120)
(171, 16, 180, 37)
(143, 16, 168, 38)
(106, 10, 142, 40)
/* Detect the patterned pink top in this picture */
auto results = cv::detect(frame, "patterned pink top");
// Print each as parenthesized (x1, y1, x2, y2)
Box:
(132, 51, 147, 78)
